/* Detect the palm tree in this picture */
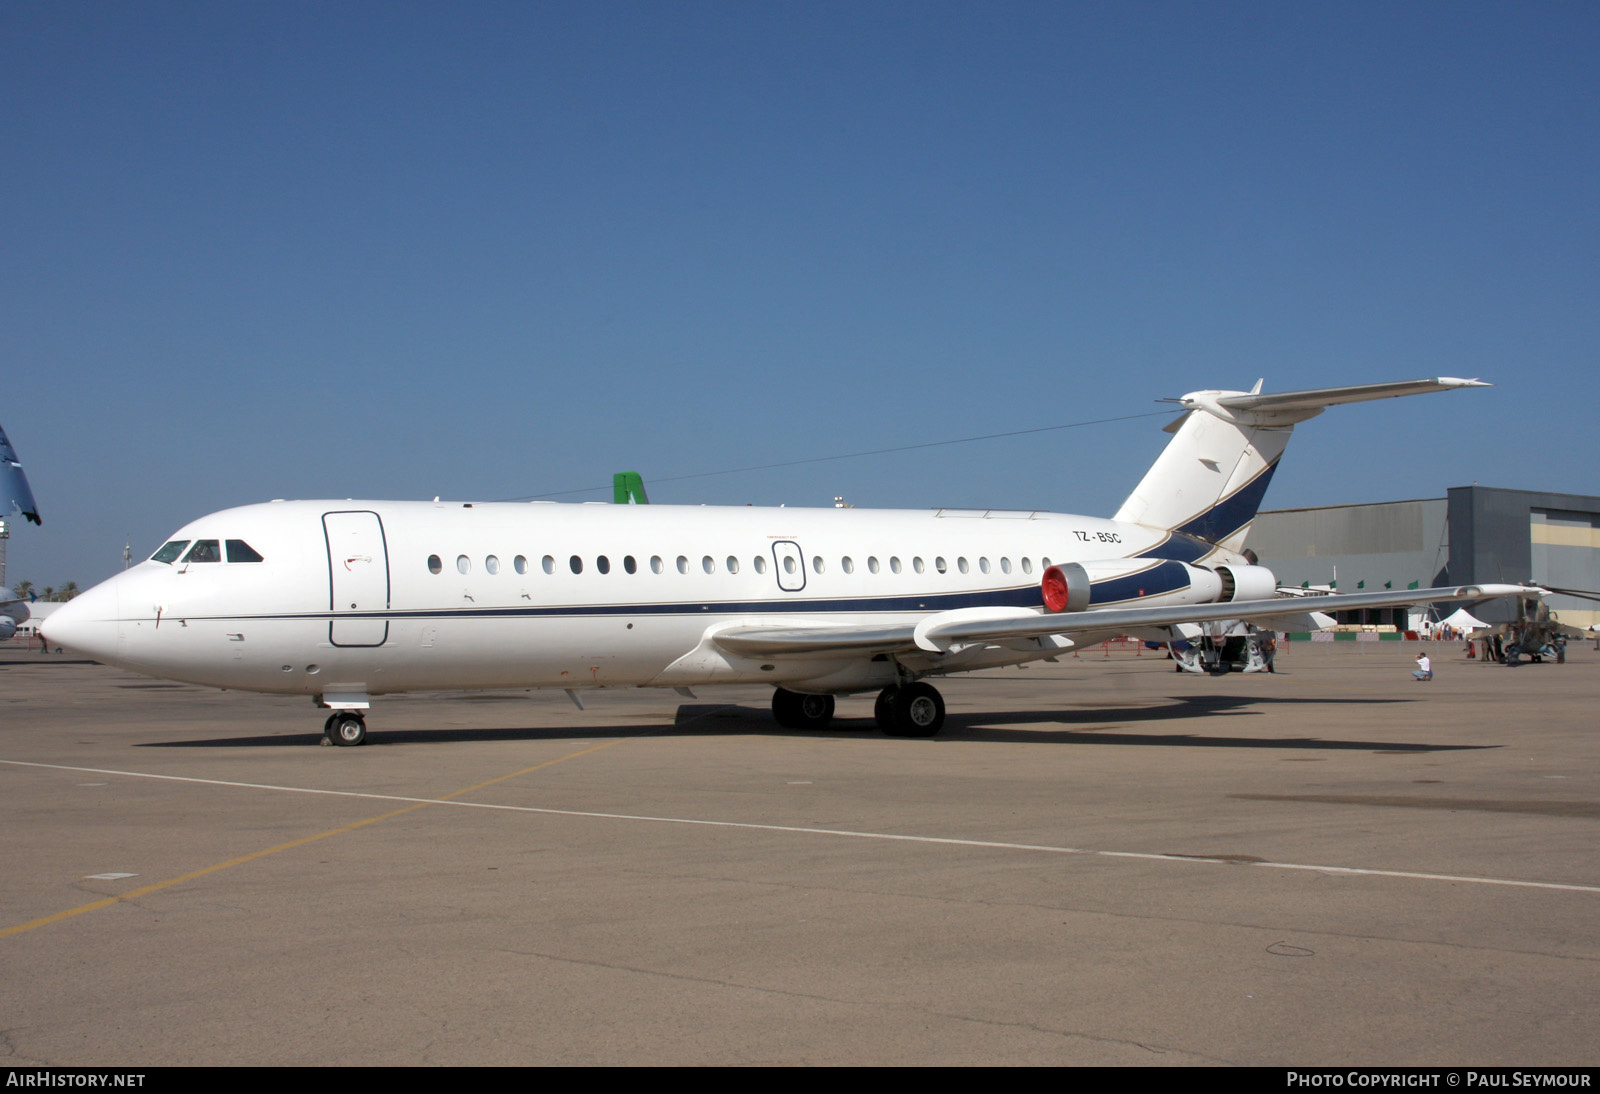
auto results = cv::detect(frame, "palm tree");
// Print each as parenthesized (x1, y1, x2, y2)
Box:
(12, 580, 31, 598)
(58, 582, 79, 601)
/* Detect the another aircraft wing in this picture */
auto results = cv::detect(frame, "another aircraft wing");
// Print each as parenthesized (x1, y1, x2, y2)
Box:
(712, 583, 1533, 658)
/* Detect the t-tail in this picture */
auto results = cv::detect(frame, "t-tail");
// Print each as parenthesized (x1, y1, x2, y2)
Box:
(1113, 377, 1489, 553)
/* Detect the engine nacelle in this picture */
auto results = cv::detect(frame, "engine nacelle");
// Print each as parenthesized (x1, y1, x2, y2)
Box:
(1214, 563, 1277, 602)
(1040, 563, 1092, 612)
(1041, 559, 1278, 612)
(0, 617, 16, 642)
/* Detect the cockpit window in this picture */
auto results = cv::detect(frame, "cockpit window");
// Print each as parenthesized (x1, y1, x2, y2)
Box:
(151, 540, 191, 564)
(226, 540, 264, 563)
(182, 540, 222, 563)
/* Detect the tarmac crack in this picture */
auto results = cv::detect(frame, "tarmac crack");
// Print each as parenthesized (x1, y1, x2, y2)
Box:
(492, 945, 1224, 1063)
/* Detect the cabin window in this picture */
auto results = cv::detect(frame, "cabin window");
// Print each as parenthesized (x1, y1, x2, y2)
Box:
(486, 555, 500, 575)
(783, 556, 797, 575)
(957, 557, 969, 574)
(1021, 557, 1033, 575)
(935, 556, 947, 574)
(812, 556, 825, 574)
(1001, 557, 1012, 574)
(979, 557, 991, 574)
(912, 557, 925, 574)
(624, 555, 637, 574)
(226, 540, 263, 563)
(651, 556, 664, 574)
(542, 555, 555, 575)
(677, 556, 689, 574)
(702, 555, 715, 574)
(597, 555, 611, 575)
(427, 555, 442, 575)
(569, 555, 583, 574)
(183, 540, 222, 564)
(151, 540, 190, 564)
(726, 556, 739, 574)
(514, 555, 528, 575)
(456, 555, 471, 574)
(867, 556, 880, 574)
(889, 556, 902, 574)
(842, 557, 854, 574)
(753, 556, 767, 575)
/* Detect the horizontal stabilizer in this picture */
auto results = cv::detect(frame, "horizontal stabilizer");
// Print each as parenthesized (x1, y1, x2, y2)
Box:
(1212, 377, 1489, 416)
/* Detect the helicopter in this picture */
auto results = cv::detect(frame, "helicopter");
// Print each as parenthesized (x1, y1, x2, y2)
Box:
(1473, 586, 1600, 665)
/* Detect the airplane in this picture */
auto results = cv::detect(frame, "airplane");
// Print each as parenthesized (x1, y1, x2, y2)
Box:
(42, 377, 1532, 746)
(0, 416, 41, 641)
(0, 587, 29, 642)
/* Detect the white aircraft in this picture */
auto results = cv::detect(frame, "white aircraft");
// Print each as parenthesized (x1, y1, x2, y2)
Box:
(43, 377, 1527, 746)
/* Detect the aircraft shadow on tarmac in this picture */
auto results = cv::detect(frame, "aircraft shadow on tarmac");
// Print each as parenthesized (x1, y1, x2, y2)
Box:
(138, 692, 1495, 753)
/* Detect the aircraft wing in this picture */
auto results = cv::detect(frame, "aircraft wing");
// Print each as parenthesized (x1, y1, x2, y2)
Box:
(713, 583, 1533, 658)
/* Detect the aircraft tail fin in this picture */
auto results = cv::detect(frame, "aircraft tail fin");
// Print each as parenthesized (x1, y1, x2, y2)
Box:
(1112, 377, 1488, 552)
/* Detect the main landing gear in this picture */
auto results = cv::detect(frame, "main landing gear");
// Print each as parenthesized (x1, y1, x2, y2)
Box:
(874, 682, 945, 737)
(772, 683, 946, 737)
(771, 688, 836, 729)
(323, 711, 368, 747)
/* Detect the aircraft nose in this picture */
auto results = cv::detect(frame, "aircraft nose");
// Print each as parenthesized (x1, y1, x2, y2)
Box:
(40, 578, 120, 660)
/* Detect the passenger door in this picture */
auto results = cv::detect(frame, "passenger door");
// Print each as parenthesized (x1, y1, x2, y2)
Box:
(323, 510, 390, 647)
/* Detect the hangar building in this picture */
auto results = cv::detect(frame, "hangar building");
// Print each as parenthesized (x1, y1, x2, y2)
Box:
(1245, 486, 1600, 630)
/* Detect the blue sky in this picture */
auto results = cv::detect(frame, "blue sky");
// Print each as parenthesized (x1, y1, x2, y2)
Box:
(4, 1, 1596, 589)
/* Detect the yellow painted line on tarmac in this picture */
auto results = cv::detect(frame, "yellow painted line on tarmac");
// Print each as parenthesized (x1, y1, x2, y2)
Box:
(0, 741, 623, 940)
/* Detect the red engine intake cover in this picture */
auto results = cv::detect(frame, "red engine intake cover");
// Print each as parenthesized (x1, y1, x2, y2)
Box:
(1041, 565, 1071, 613)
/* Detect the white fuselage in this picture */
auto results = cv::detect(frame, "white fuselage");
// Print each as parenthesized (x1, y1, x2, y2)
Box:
(48, 499, 1237, 698)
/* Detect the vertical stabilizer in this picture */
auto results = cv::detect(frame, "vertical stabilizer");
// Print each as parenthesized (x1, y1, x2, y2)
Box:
(1112, 377, 1489, 552)
(0, 420, 40, 526)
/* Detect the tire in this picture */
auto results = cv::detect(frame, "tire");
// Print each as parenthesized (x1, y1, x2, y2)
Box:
(874, 688, 897, 727)
(884, 682, 944, 738)
(325, 713, 367, 747)
(772, 688, 834, 729)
